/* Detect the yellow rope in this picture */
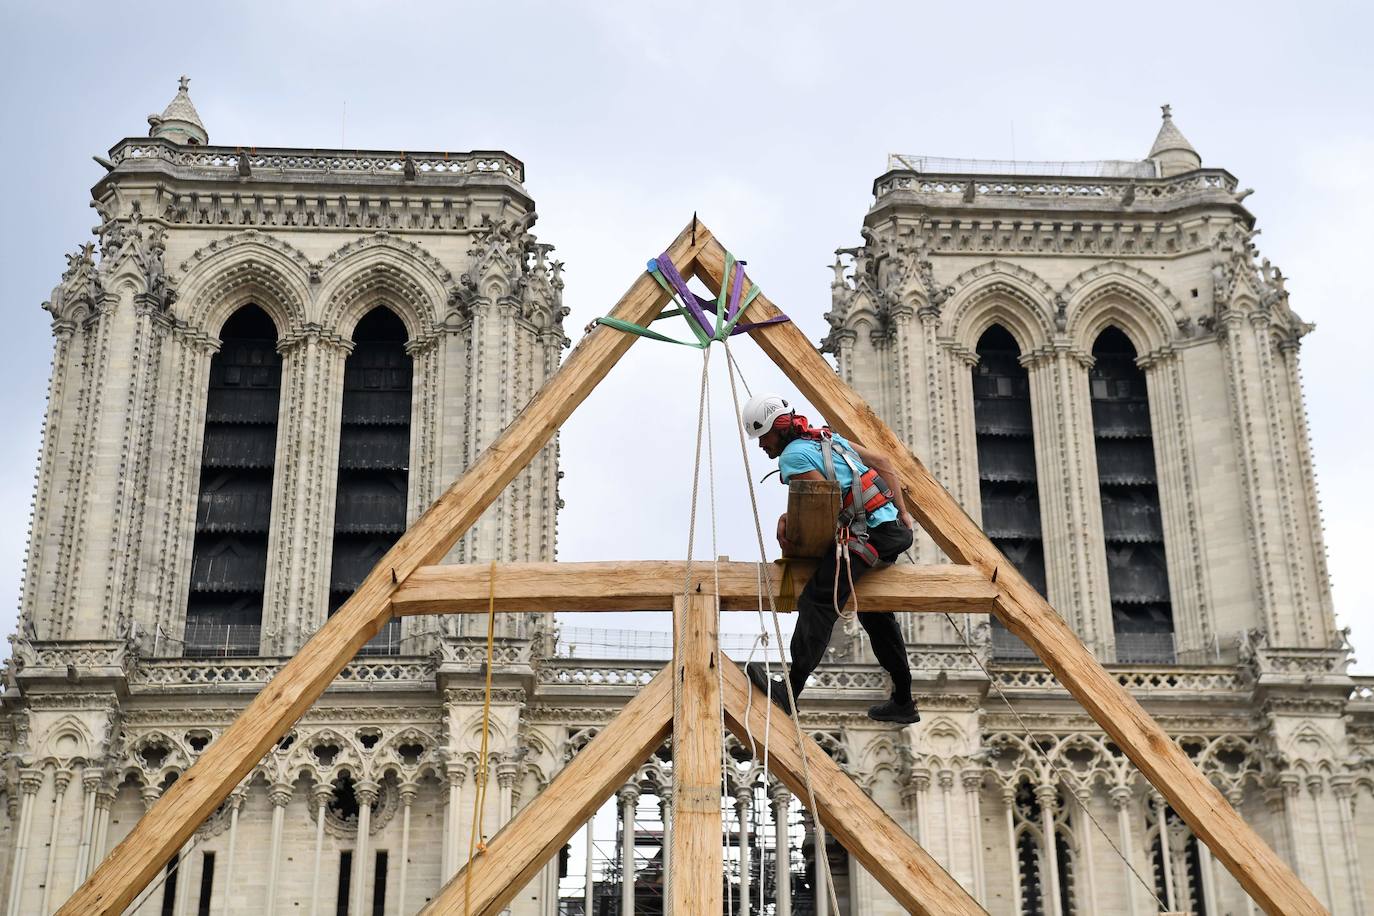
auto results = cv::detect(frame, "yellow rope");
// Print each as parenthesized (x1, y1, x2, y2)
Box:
(463, 559, 499, 915)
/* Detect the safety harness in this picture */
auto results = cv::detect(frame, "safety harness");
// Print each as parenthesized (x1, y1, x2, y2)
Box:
(818, 433, 894, 568)
(780, 416, 895, 569)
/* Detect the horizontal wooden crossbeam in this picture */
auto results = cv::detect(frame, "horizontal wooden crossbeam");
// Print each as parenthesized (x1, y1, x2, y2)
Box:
(391, 560, 998, 614)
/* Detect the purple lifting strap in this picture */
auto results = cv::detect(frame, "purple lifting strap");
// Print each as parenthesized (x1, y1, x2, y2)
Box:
(655, 253, 715, 338)
(730, 314, 790, 334)
(654, 250, 790, 338)
(727, 258, 747, 321)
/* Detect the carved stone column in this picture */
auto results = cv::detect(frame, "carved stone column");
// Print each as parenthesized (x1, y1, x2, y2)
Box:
(1278, 773, 1308, 884)
(264, 782, 293, 914)
(1071, 787, 1096, 913)
(963, 769, 987, 903)
(91, 782, 116, 879)
(1022, 345, 1114, 659)
(1110, 786, 1138, 916)
(618, 784, 639, 916)
(1036, 782, 1061, 916)
(39, 768, 71, 915)
(397, 782, 418, 916)
(309, 781, 333, 916)
(771, 783, 791, 916)
(222, 790, 244, 913)
(1307, 775, 1337, 909)
(1196, 832, 1219, 915)
(443, 759, 469, 879)
(912, 770, 932, 847)
(1331, 777, 1367, 916)
(939, 769, 955, 873)
(352, 779, 380, 916)
(1138, 347, 1215, 661)
(809, 812, 828, 916)
(735, 783, 753, 916)
(1152, 793, 1175, 911)
(4, 769, 42, 916)
(73, 766, 103, 887)
(1002, 784, 1021, 915)
(265, 330, 352, 653)
(497, 756, 520, 828)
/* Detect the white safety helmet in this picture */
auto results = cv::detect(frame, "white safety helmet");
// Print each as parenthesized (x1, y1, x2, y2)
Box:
(742, 393, 793, 439)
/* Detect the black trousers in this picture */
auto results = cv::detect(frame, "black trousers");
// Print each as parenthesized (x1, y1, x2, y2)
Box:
(788, 520, 915, 702)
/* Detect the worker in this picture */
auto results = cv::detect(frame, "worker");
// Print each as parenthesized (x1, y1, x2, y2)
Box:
(741, 393, 920, 725)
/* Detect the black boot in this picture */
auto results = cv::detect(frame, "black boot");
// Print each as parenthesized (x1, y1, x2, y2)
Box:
(868, 695, 920, 725)
(744, 662, 793, 715)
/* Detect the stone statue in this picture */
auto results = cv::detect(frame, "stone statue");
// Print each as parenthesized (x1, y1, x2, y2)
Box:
(135, 226, 175, 309)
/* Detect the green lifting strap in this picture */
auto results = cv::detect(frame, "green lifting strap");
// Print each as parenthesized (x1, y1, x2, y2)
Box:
(592, 250, 779, 349)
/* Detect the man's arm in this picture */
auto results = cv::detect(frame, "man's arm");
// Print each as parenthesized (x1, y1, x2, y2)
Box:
(848, 442, 915, 529)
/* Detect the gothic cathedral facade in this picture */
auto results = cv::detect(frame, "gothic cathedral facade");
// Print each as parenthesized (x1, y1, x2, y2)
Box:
(0, 84, 1369, 915)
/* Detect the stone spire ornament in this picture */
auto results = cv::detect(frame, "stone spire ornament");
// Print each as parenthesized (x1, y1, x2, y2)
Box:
(1147, 103, 1201, 177)
(147, 76, 209, 145)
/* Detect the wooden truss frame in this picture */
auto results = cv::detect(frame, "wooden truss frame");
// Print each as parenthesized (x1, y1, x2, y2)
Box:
(61, 219, 1325, 915)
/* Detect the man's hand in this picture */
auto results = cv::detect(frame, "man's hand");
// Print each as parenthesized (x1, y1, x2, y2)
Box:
(777, 512, 795, 555)
(898, 509, 915, 531)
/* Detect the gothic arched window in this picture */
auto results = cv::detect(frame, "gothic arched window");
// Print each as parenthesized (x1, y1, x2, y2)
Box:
(1089, 328, 1174, 663)
(185, 305, 282, 656)
(972, 325, 1046, 660)
(330, 307, 411, 654)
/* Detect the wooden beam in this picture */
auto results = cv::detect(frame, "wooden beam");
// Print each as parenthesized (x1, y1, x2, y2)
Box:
(61, 220, 716, 916)
(670, 592, 723, 915)
(720, 659, 985, 916)
(418, 667, 674, 915)
(691, 234, 1326, 916)
(391, 560, 997, 615)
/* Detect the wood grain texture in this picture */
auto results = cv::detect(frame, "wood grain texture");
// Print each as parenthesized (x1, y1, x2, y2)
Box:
(691, 231, 1325, 916)
(391, 560, 997, 614)
(670, 593, 723, 915)
(418, 668, 674, 916)
(721, 659, 986, 916)
(784, 478, 842, 558)
(61, 221, 714, 916)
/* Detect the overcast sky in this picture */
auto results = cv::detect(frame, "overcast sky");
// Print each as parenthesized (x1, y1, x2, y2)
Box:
(1, 1, 1369, 670)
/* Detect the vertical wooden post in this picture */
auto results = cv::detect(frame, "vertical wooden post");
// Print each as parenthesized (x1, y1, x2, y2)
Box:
(671, 592, 723, 915)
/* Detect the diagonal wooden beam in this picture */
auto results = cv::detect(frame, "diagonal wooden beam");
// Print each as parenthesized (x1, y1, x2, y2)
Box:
(720, 658, 986, 915)
(391, 560, 998, 615)
(691, 233, 1325, 915)
(418, 666, 675, 916)
(61, 220, 715, 916)
(670, 592, 723, 913)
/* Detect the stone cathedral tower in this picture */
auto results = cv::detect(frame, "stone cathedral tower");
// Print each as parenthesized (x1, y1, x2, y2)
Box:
(0, 81, 579, 915)
(824, 109, 1373, 914)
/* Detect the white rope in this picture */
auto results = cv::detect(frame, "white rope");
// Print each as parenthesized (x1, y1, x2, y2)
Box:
(722, 339, 843, 916)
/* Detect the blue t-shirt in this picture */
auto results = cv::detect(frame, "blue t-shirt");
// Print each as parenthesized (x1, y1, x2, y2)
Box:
(779, 434, 898, 525)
